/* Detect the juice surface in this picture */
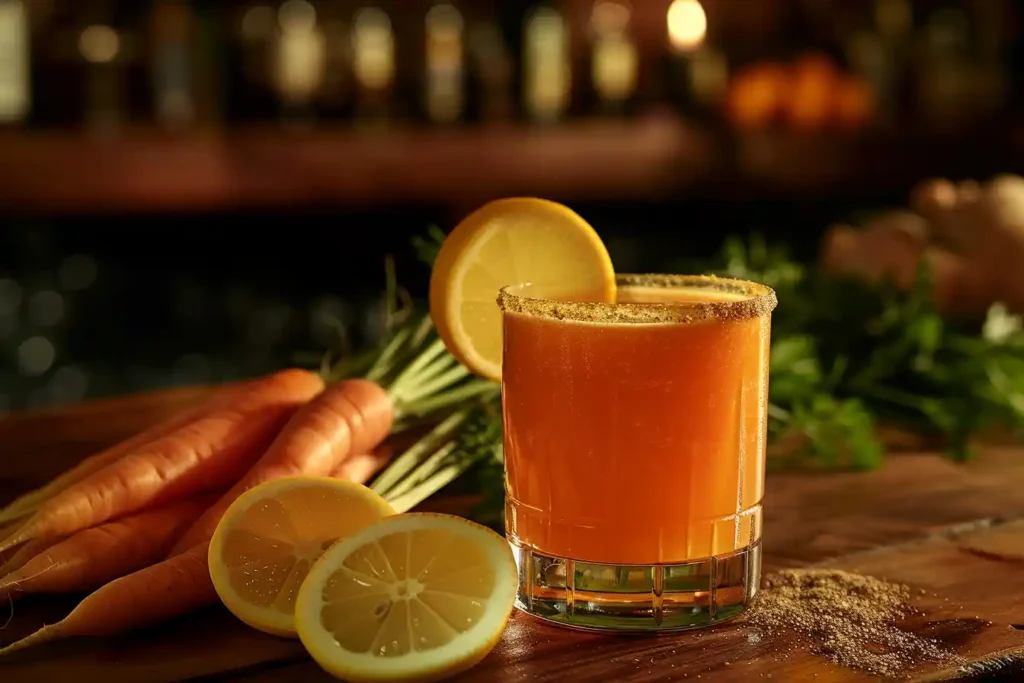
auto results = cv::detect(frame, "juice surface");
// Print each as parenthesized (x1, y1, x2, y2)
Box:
(502, 285, 771, 565)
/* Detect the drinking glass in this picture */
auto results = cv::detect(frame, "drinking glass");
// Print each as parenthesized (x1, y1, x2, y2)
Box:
(499, 274, 776, 632)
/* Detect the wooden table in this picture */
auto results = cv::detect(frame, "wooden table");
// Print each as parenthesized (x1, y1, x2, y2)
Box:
(0, 388, 1023, 682)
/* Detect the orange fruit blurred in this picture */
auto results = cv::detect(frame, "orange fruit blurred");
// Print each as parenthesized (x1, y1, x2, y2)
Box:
(725, 62, 789, 130)
(785, 53, 840, 130)
(834, 76, 876, 129)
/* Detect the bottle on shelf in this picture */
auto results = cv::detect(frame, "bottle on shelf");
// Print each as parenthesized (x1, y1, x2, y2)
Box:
(972, 0, 1009, 120)
(228, 2, 278, 124)
(587, 0, 637, 116)
(522, 3, 571, 124)
(914, 6, 975, 132)
(844, 0, 911, 127)
(423, 2, 465, 125)
(0, 0, 30, 126)
(666, 0, 727, 118)
(317, 0, 353, 121)
(351, 4, 395, 123)
(150, 0, 196, 130)
(75, 1, 133, 134)
(190, 3, 224, 128)
(273, 0, 326, 128)
(466, 13, 513, 122)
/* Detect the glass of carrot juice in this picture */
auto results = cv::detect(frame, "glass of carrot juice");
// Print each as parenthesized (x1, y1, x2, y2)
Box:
(498, 274, 777, 632)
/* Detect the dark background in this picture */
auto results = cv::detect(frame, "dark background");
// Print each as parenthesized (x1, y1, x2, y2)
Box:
(0, 0, 1021, 409)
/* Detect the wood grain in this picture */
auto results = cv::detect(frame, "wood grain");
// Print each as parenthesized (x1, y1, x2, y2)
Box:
(0, 392, 1022, 681)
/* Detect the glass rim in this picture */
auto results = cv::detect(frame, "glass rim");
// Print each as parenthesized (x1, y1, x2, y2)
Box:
(497, 274, 777, 325)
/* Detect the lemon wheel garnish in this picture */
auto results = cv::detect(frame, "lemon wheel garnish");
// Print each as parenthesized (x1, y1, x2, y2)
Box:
(208, 476, 395, 637)
(429, 197, 616, 381)
(295, 512, 517, 683)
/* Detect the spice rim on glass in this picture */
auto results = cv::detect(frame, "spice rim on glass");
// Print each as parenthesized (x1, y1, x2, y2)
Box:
(499, 274, 777, 632)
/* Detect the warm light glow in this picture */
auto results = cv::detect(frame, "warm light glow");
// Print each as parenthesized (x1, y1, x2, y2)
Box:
(240, 5, 274, 40)
(279, 0, 317, 31)
(667, 0, 707, 52)
(353, 8, 394, 91)
(591, 0, 630, 36)
(79, 25, 120, 64)
(426, 3, 463, 34)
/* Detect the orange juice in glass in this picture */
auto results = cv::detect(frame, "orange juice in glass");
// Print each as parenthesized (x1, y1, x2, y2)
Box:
(499, 274, 776, 631)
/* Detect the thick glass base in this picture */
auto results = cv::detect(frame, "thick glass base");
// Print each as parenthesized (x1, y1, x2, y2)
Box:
(510, 540, 761, 632)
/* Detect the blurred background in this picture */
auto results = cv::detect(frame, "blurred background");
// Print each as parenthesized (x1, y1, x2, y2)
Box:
(0, 0, 1020, 410)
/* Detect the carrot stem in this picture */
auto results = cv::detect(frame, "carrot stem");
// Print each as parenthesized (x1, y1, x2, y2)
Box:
(384, 442, 459, 500)
(392, 381, 497, 430)
(371, 411, 469, 497)
(389, 338, 450, 393)
(400, 365, 472, 407)
(364, 327, 412, 383)
(387, 464, 466, 513)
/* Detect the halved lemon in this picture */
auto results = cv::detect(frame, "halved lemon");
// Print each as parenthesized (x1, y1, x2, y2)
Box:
(430, 198, 616, 381)
(208, 476, 395, 637)
(295, 512, 517, 683)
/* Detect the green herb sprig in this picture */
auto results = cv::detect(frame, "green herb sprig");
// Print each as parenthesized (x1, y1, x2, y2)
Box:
(683, 234, 1024, 467)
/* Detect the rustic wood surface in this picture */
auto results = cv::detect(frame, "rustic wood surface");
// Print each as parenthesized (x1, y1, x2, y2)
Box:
(0, 388, 1022, 683)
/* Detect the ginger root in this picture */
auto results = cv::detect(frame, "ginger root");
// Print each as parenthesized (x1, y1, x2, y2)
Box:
(822, 174, 1024, 317)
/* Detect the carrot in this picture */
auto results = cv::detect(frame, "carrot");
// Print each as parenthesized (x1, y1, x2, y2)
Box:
(170, 378, 394, 554)
(0, 368, 325, 556)
(0, 537, 61, 579)
(0, 542, 215, 655)
(0, 521, 18, 542)
(0, 436, 394, 654)
(0, 384, 238, 527)
(0, 497, 211, 603)
(330, 444, 393, 484)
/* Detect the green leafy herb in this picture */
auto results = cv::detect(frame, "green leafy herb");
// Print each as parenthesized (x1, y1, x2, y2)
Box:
(684, 234, 1024, 466)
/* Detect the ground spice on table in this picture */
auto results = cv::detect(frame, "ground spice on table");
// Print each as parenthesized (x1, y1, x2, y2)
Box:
(747, 569, 961, 679)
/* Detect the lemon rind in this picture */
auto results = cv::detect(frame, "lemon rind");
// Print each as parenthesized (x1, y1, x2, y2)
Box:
(208, 476, 396, 638)
(295, 512, 517, 682)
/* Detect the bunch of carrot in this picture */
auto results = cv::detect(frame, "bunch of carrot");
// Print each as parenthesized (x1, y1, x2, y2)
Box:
(0, 310, 497, 655)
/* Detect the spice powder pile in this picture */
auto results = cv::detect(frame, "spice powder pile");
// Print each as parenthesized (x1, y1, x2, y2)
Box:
(747, 569, 961, 678)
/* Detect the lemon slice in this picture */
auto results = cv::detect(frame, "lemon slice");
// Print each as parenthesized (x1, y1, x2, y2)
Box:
(430, 197, 616, 380)
(295, 512, 517, 683)
(209, 476, 395, 637)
